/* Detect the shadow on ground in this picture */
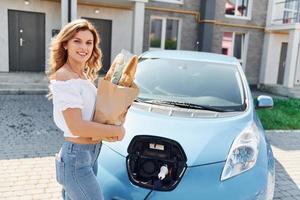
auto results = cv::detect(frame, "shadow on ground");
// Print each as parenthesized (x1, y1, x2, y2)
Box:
(273, 158, 300, 199)
(0, 95, 63, 160)
(267, 131, 300, 151)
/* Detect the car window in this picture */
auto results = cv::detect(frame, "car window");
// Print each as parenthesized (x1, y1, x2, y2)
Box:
(135, 58, 246, 111)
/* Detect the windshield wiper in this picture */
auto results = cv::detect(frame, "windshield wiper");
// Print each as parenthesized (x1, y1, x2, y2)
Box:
(135, 98, 229, 112)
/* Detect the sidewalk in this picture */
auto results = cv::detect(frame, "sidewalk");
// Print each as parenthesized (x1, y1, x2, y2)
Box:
(0, 72, 105, 95)
(266, 131, 300, 200)
(0, 72, 49, 94)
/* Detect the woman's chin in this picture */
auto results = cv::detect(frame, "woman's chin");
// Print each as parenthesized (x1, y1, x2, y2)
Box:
(72, 57, 88, 65)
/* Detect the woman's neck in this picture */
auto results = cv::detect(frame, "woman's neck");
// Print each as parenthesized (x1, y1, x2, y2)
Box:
(65, 59, 85, 78)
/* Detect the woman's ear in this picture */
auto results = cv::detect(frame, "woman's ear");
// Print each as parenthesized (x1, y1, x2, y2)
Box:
(62, 42, 67, 50)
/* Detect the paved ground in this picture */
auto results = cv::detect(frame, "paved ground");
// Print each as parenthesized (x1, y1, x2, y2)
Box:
(0, 72, 49, 95)
(0, 95, 299, 199)
(267, 131, 300, 200)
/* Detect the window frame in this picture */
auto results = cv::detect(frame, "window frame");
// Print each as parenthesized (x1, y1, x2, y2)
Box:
(282, 0, 300, 23)
(225, 0, 253, 20)
(222, 32, 249, 71)
(149, 16, 182, 51)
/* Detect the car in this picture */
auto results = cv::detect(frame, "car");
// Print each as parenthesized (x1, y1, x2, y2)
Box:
(96, 50, 275, 200)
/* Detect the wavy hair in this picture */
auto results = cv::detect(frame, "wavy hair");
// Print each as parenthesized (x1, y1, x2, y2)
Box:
(47, 19, 102, 83)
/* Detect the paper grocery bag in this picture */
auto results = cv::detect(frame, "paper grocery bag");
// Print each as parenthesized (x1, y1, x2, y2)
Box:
(93, 79, 139, 126)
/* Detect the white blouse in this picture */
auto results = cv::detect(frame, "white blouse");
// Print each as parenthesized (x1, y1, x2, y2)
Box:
(49, 78, 97, 138)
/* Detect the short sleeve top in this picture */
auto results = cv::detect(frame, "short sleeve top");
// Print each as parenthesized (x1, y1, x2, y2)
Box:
(49, 79, 97, 138)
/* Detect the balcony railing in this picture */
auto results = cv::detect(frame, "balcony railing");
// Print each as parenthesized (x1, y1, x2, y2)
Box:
(272, 0, 300, 25)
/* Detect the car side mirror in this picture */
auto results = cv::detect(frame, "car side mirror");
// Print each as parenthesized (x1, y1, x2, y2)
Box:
(256, 95, 273, 109)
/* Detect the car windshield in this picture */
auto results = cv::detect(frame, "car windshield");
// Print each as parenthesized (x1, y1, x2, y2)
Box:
(135, 58, 246, 112)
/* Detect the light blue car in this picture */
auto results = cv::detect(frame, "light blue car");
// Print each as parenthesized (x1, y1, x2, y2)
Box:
(96, 50, 275, 200)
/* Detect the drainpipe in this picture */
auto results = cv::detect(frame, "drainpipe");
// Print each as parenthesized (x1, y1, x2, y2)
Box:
(61, 0, 78, 28)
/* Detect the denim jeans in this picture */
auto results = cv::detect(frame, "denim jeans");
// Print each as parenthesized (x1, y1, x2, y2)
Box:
(55, 141, 104, 200)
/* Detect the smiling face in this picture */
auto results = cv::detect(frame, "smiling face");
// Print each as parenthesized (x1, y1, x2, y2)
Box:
(64, 29, 94, 65)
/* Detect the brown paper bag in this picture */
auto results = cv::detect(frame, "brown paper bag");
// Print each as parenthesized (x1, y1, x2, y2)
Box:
(93, 79, 139, 126)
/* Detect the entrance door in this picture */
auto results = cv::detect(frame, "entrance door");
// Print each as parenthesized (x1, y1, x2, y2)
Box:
(295, 45, 300, 85)
(8, 10, 45, 72)
(84, 17, 112, 74)
(277, 42, 288, 85)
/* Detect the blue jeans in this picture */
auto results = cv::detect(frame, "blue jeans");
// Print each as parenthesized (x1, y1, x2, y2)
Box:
(55, 141, 104, 200)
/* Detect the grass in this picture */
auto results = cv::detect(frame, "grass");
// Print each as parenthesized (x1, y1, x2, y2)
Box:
(256, 98, 300, 130)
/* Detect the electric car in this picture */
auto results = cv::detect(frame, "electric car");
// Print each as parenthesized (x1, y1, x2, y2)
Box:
(96, 50, 275, 200)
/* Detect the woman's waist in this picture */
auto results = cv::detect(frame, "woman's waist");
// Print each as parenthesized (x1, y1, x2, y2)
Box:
(64, 136, 101, 144)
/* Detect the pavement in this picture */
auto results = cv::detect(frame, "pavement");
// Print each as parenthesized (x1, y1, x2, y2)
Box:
(0, 72, 49, 95)
(0, 72, 299, 199)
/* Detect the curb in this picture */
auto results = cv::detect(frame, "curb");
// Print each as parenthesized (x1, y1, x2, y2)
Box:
(266, 130, 300, 133)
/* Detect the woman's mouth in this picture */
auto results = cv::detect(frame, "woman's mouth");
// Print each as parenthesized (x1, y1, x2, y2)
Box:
(77, 52, 88, 57)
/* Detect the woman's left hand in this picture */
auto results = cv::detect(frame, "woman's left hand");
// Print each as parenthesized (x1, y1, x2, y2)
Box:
(102, 136, 119, 142)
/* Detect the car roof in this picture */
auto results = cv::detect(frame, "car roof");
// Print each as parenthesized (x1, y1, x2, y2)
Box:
(139, 50, 239, 66)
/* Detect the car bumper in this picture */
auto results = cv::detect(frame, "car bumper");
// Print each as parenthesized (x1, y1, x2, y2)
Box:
(97, 143, 275, 200)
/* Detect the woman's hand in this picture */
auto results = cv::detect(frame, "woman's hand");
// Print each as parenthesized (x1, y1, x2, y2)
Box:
(102, 136, 118, 142)
(102, 125, 125, 142)
(116, 125, 125, 141)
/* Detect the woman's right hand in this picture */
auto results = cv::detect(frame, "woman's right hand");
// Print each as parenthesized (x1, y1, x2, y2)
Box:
(103, 125, 125, 142)
(115, 125, 125, 141)
(91, 124, 125, 142)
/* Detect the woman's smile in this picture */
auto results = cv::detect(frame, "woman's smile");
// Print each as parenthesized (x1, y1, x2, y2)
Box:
(76, 51, 88, 57)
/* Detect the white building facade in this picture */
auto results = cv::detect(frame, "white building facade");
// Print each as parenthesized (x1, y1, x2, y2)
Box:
(0, 0, 146, 73)
(260, 0, 300, 97)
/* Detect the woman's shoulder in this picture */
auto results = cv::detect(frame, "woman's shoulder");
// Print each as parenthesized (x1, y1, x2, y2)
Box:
(51, 66, 78, 82)
(50, 67, 89, 85)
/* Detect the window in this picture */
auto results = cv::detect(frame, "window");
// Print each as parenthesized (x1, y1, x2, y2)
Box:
(222, 32, 247, 67)
(149, 17, 180, 50)
(283, 0, 300, 24)
(136, 58, 245, 111)
(225, 0, 252, 19)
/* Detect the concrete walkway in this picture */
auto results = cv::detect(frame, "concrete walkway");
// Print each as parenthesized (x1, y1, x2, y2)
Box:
(266, 131, 300, 200)
(0, 72, 49, 94)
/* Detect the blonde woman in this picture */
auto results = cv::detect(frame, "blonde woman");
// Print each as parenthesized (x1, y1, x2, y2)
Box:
(48, 19, 124, 200)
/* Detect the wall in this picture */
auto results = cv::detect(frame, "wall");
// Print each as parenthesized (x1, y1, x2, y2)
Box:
(210, 0, 268, 84)
(78, 5, 133, 64)
(0, 0, 133, 72)
(260, 33, 288, 84)
(0, 0, 60, 72)
(143, 0, 200, 51)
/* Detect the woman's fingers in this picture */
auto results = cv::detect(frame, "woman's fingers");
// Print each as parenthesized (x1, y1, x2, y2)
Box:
(103, 136, 119, 142)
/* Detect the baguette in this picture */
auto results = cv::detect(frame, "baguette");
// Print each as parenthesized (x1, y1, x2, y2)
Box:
(104, 53, 125, 81)
(118, 55, 138, 87)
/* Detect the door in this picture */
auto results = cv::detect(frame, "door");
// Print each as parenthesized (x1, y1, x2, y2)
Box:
(295, 45, 300, 85)
(8, 10, 45, 72)
(277, 42, 288, 85)
(83, 17, 112, 75)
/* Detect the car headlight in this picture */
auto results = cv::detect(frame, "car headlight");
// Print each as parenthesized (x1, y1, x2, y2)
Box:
(221, 123, 260, 181)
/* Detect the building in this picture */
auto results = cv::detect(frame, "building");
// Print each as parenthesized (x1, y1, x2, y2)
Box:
(260, 0, 300, 97)
(198, 0, 268, 86)
(1, 0, 299, 97)
(0, 0, 199, 74)
(1, 0, 143, 74)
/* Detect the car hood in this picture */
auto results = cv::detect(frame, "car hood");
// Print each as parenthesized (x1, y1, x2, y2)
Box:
(105, 103, 254, 166)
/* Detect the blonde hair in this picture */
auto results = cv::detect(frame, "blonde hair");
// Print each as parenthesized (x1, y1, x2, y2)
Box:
(48, 19, 102, 80)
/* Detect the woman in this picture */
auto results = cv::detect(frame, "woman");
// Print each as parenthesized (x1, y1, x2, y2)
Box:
(48, 19, 124, 200)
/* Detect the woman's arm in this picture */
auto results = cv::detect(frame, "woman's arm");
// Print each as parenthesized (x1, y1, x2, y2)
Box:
(63, 108, 125, 140)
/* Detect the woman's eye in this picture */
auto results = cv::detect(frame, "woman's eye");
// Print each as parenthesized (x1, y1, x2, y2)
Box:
(74, 40, 80, 43)
(87, 41, 92, 45)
